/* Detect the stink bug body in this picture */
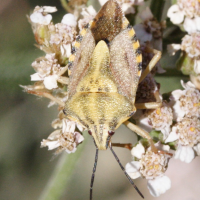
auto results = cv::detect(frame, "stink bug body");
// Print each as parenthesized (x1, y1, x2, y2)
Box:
(64, 0, 162, 199)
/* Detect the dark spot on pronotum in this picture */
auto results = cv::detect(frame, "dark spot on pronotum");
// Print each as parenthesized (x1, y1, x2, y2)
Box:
(129, 111, 135, 117)
(76, 35, 83, 42)
(88, 130, 92, 135)
(68, 61, 73, 69)
(138, 62, 142, 71)
(127, 24, 132, 29)
(136, 48, 141, 56)
(131, 34, 137, 42)
(71, 46, 76, 54)
(108, 131, 115, 136)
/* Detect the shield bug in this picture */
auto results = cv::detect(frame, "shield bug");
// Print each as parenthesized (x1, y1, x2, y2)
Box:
(64, 0, 162, 199)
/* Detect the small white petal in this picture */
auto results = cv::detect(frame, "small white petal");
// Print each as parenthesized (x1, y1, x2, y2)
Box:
(122, 3, 135, 14)
(69, 121, 76, 133)
(194, 60, 200, 74)
(30, 12, 52, 25)
(30, 73, 43, 81)
(75, 132, 84, 144)
(170, 89, 183, 100)
(193, 143, 200, 156)
(174, 145, 195, 163)
(42, 140, 60, 150)
(134, 24, 152, 45)
(43, 6, 57, 13)
(77, 123, 84, 132)
(167, 5, 184, 25)
(165, 127, 179, 143)
(155, 142, 170, 152)
(194, 17, 200, 32)
(47, 130, 61, 140)
(43, 75, 58, 90)
(147, 176, 171, 197)
(183, 17, 197, 34)
(138, 117, 152, 133)
(125, 161, 141, 179)
(61, 13, 77, 27)
(60, 44, 71, 57)
(180, 80, 196, 89)
(139, 7, 153, 21)
(98, 0, 108, 6)
(86, 5, 97, 16)
(131, 143, 145, 159)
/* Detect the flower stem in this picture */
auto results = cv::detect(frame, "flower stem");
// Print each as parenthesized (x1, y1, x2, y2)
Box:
(38, 133, 89, 200)
(150, 0, 166, 22)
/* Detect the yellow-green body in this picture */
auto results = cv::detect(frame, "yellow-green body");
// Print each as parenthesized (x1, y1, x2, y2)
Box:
(64, 0, 142, 150)
(65, 41, 135, 149)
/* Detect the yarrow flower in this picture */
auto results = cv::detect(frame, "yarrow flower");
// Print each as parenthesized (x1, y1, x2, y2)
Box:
(166, 117, 200, 163)
(126, 142, 171, 197)
(31, 53, 65, 90)
(41, 117, 84, 154)
(138, 102, 173, 139)
(30, 6, 57, 25)
(167, 0, 200, 33)
(169, 81, 200, 121)
(78, 5, 97, 30)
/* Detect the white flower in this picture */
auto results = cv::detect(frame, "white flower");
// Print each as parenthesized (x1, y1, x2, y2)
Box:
(43, 75, 58, 90)
(41, 119, 84, 154)
(194, 60, 200, 74)
(134, 7, 165, 50)
(134, 24, 152, 45)
(170, 80, 200, 121)
(135, 102, 173, 140)
(126, 142, 171, 196)
(61, 13, 77, 27)
(166, 117, 200, 163)
(30, 6, 57, 25)
(181, 33, 200, 58)
(30, 53, 62, 90)
(174, 145, 195, 163)
(183, 17, 200, 33)
(167, 4, 184, 25)
(147, 176, 171, 197)
(78, 5, 97, 30)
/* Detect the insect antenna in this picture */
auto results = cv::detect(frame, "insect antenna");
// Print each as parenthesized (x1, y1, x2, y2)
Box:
(90, 145, 99, 200)
(109, 144, 144, 199)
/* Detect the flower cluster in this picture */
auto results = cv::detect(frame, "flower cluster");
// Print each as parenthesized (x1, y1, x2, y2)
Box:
(167, 0, 200, 87)
(126, 142, 171, 197)
(41, 117, 84, 154)
(22, 1, 200, 198)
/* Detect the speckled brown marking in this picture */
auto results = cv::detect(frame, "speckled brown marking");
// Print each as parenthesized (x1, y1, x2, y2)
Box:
(68, 23, 91, 75)
(90, 0, 122, 43)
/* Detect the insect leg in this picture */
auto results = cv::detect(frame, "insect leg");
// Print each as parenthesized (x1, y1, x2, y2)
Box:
(123, 121, 158, 153)
(135, 90, 162, 109)
(139, 47, 161, 83)
(109, 144, 144, 198)
(90, 145, 99, 200)
(111, 143, 132, 150)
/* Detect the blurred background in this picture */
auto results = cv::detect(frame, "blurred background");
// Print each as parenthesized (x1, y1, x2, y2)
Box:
(0, 0, 200, 199)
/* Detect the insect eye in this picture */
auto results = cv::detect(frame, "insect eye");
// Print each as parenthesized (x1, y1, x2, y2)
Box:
(108, 131, 115, 136)
(88, 130, 92, 135)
